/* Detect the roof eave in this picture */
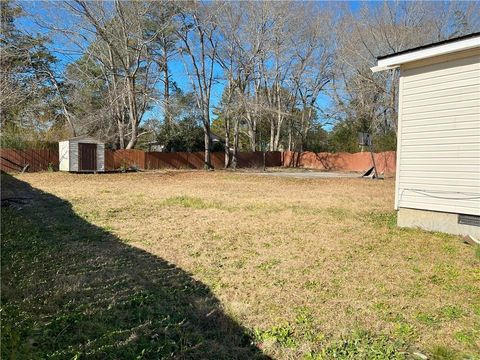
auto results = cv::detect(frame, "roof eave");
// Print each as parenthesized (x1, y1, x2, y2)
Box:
(370, 64, 400, 73)
(372, 35, 480, 73)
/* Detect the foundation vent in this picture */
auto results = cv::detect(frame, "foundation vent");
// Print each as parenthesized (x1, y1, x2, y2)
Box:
(458, 214, 480, 227)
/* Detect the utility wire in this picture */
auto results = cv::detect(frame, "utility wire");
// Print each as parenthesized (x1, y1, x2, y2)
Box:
(400, 188, 480, 201)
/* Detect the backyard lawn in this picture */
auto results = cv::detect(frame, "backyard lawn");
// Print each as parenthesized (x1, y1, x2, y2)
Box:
(2, 171, 479, 359)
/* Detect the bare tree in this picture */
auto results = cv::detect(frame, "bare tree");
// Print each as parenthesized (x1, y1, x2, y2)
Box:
(288, 4, 333, 152)
(330, 1, 479, 138)
(33, 0, 163, 148)
(176, 1, 221, 169)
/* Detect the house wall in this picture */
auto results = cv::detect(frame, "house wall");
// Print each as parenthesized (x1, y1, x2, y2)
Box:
(69, 139, 105, 172)
(59, 141, 69, 171)
(396, 49, 480, 219)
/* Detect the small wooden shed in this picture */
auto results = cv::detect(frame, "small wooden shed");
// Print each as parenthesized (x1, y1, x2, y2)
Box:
(59, 136, 105, 172)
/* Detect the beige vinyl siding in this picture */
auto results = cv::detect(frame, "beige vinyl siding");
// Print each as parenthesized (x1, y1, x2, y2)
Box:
(396, 51, 480, 216)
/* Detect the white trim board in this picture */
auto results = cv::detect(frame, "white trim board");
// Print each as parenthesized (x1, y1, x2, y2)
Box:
(372, 35, 480, 73)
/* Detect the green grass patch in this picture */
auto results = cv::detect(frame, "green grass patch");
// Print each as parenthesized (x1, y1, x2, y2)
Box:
(439, 305, 464, 321)
(305, 330, 407, 360)
(393, 322, 416, 341)
(254, 323, 297, 348)
(429, 345, 458, 360)
(366, 211, 397, 229)
(415, 312, 439, 327)
(325, 207, 351, 220)
(162, 195, 230, 210)
(453, 330, 477, 345)
(162, 195, 217, 209)
(257, 259, 281, 272)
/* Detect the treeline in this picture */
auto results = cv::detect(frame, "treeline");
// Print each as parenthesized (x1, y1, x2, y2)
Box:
(1, 1, 479, 168)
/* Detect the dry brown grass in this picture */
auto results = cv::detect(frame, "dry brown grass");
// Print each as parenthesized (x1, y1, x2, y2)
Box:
(9, 171, 480, 358)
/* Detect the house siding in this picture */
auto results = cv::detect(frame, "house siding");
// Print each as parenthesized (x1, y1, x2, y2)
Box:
(396, 50, 480, 216)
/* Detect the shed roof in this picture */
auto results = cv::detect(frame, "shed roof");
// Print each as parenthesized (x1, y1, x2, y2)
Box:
(63, 135, 104, 143)
(372, 32, 480, 72)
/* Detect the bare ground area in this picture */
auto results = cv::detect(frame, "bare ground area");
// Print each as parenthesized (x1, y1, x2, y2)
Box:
(2, 170, 479, 359)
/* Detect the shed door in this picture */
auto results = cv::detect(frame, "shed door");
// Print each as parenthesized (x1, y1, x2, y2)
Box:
(78, 143, 97, 171)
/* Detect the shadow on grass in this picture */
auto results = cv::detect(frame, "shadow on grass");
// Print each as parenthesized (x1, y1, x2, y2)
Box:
(1, 173, 267, 359)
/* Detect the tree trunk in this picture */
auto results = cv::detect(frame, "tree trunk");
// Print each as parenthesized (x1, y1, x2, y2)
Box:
(232, 118, 239, 169)
(125, 76, 139, 149)
(273, 116, 283, 151)
(269, 118, 275, 151)
(126, 126, 137, 149)
(204, 127, 212, 169)
(203, 105, 213, 169)
(106, 46, 125, 149)
(117, 119, 125, 149)
(288, 118, 292, 152)
(224, 116, 231, 168)
(163, 42, 172, 132)
(246, 112, 257, 151)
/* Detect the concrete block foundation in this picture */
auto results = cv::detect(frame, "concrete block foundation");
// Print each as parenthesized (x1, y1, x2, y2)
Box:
(398, 208, 480, 239)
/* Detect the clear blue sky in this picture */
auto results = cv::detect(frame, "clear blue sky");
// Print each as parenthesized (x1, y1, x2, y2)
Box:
(16, 1, 364, 127)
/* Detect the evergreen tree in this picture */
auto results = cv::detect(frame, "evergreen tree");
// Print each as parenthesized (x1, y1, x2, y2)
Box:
(1, 0, 59, 148)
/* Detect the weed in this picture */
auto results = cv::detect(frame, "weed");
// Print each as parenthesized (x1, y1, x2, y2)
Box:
(305, 330, 406, 360)
(366, 211, 397, 229)
(411, 266, 421, 274)
(304, 280, 320, 290)
(440, 305, 463, 320)
(272, 278, 286, 287)
(233, 258, 247, 269)
(442, 244, 457, 255)
(406, 282, 426, 298)
(163, 195, 209, 208)
(325, 207, 350, 220)
(453, 330, 476, 345)
(415, 312, 439, 327)
(394, 322, 416, 341)
(257, 259, 281, 272)
(434, 264, 460, 281)
(255, 324, 297, 348)
(188, 250, 201, 258)
(374, 301, 390, 313)
(295, 307, 314, 326)
(429, 346, 458, 360)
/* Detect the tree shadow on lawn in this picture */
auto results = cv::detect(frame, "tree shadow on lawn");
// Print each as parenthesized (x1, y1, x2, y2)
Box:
(1, 173, 268, 359)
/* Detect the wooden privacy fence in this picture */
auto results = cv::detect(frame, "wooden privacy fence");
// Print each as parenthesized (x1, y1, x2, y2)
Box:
(104, 150, 282, 170)
(0, 149, 58, 172)
(0, 148, 395, 174)
(282, 151, 396, 176)
(0, 149, 282, 172)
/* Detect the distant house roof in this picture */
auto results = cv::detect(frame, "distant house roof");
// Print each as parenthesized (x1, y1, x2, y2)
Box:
(210, 132, 222, 142)
(372, 32, 480, 72)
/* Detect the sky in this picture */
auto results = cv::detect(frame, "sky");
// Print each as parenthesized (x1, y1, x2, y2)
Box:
(15, 1, 364, 127)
